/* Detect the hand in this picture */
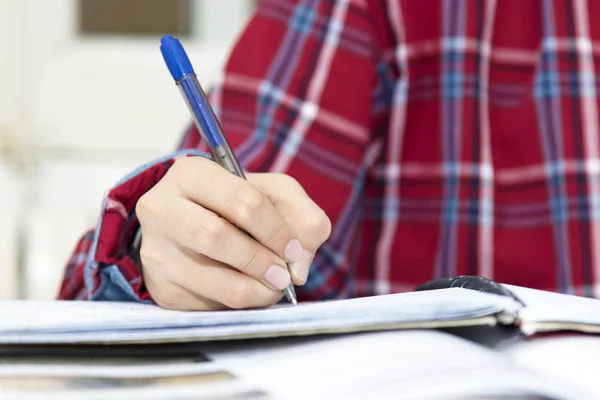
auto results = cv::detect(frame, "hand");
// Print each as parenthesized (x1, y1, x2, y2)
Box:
(135, 157, 332, 311)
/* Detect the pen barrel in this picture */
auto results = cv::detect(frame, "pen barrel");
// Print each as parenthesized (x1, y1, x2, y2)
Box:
(213, 144, 246, 178)
(177, 74, 245, 178)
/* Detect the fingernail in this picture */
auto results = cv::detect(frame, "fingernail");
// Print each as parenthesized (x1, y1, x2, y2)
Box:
(264, 264, 292, 290)
(284, 238, 303, 262)
(290, 250, 313, 285)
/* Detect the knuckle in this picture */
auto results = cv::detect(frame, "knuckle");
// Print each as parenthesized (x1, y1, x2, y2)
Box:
(169, 157, 191, 179)
(144, 275, 182, 310)
(139, 244, 178, 282)
(191, 214, 226, 254)
(169, 157, 210, 183)
(139, 245, 155, 268)
(305, 211, 332, 243)
(222, 281, 252, 309)
(136, 192, 157, 223)
(274, 173, 301, 188)
(171, 156, 199, 175)
(320, 212, 333, 239)
(232, 188, 265, 223)
(139, 244, 161, 271)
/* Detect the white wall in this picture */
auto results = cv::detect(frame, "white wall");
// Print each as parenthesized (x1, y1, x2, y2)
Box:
(0, 159, 22, 300)
(0, 0, 254, 300)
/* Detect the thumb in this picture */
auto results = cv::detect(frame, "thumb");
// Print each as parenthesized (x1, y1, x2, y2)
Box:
(248, 173, 332, 284)
(247, 173, 314, 211)
(247, 173, 331, 247)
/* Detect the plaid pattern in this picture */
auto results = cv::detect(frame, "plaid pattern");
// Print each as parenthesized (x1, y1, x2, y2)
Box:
(60, 0, 600, 302)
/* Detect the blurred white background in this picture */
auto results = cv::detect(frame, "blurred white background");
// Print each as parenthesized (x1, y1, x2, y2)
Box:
(0, 0, 257, 300)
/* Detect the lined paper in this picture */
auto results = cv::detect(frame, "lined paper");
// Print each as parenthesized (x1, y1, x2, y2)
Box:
(0, 288, 519, 344)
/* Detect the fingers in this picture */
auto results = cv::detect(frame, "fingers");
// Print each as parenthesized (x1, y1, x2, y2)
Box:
(248, 173, 332, 252)
(289, 250, 315, 286)
(168, 157, 304, 264)
(181, 255, 284, 309)
(139, 193, 292, 291)
(136, 156, 332, 310)
(248, 173, 332, 284)
(141, 237, 282, 310)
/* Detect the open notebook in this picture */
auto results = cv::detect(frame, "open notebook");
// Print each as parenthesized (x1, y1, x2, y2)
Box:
(0, 283, 599, 344)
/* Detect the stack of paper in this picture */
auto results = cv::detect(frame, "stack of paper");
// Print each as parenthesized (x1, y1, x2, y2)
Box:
(0, 363, 268, 400)
(202, 330, 599, 400)
(0, 285, 599, 398)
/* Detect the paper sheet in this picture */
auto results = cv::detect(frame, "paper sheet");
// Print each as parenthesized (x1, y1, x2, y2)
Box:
(205, 330, 593, 400)
(504, 285, 600, 334)
(502, 334, 600, 398)
(0, 289, 520, 344)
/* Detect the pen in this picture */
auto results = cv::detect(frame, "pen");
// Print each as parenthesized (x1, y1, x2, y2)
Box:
(132, 35, 298, 306)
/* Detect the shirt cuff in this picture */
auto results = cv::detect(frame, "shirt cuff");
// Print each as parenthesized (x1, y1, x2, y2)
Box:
(83, 149, 208, 303)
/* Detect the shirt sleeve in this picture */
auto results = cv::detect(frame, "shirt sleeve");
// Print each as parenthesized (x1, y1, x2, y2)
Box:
(58, 0, 387, 302)
(57, 149, 208, 302)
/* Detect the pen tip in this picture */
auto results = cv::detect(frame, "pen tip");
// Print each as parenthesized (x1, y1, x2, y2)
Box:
(283, 284, 298, 306)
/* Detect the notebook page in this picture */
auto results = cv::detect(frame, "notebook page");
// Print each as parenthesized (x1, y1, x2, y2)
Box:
(0, 288, 521, 344)
(503, 285, 600, 334)
(0, 311, 498, 345)
(502, 333, 600, 398)
(205, 330, 590, 400)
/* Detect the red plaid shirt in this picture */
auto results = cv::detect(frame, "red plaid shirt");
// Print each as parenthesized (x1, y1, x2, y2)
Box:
(59, 0, 600, 303)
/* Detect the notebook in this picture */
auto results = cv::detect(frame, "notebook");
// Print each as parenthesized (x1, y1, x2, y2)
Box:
(0, 281, 598, 345)
(203, 329, 600, 400)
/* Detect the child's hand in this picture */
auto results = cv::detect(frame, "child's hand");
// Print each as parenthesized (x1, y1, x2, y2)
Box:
(135, 157, 331, 310)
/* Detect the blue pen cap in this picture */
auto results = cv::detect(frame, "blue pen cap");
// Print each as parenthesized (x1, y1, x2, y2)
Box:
(160, 35, 195, 81)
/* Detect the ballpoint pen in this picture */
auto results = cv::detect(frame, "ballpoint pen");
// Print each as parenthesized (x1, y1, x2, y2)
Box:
(131, 35, 298, 306)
